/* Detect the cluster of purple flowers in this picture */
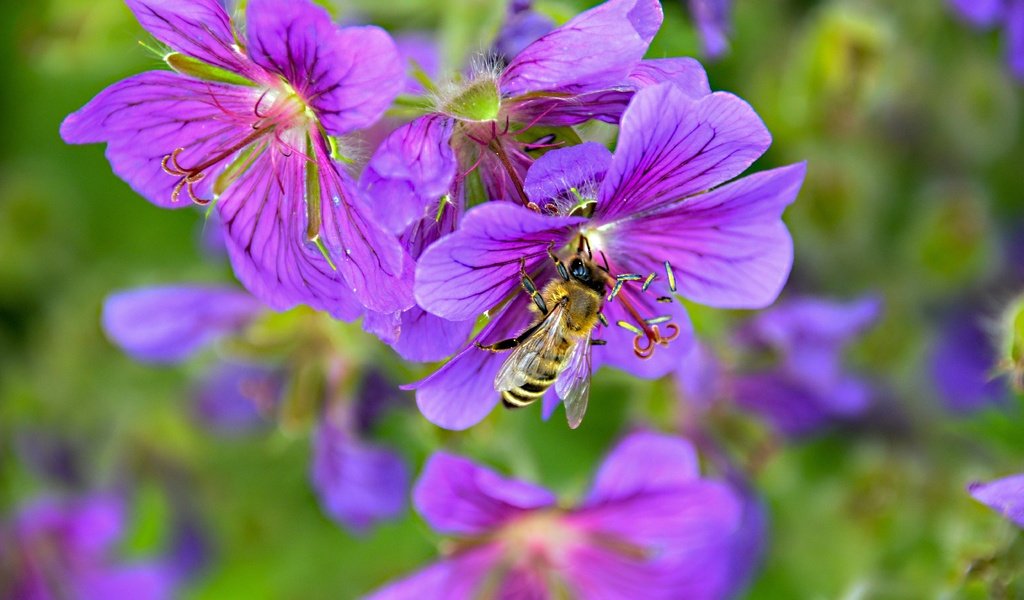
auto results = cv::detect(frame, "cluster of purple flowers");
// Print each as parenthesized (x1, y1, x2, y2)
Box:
(58, 0, 815, 595)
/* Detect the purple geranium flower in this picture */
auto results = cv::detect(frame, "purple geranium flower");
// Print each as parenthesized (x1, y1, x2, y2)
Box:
(61, 0, 412, 319)
(365, 432, 747, 599)
(969, 473, 1024, 527)
(410, 82, 804, 429)
(688, 0, 732, 59)
(102, 284, 409, 532)
(731, 295, 880, 437)
(931, 311, 1006, 414)
(0, 495, 176, 600)
(949, 0, 1024, 80)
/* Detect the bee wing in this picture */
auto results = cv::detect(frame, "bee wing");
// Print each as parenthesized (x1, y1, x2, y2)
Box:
(556, 335, 593, 429)
(494, 303, 569, 392)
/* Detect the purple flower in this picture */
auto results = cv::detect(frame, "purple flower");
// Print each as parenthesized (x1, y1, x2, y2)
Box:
(731, 295, 880, 437)
(688, 0, 732, 59)
(931, 311, 1006, 414)
(193, 361, 279, 434)
(1, 495, 176, 600)
(311, 418, 409, 533)
(361, 0, 711, 235)
(365, 432, 746, 600)
(969, 473, 1024, 527)
(949, 0, 1024, 80)
(61, 0, 413, 318)
(410, 83, 804, 430)
(103, 285, 262, 363)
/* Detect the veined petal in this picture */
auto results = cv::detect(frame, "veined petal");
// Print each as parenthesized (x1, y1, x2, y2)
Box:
(219, 137, 411, 318)
(505, 57, 711, 128)
(407, 295, 535, 430)
(523, 142, 612, 211)
(969, 473, 1024, 528)
(500, 0, 662, 97)
(586, 433, 700, 505)
(246, 0, 402, 135)
(600, 163, 805, 309)
(102, 285, 262, 363)
(60, 72, 261, 209)
(413, 452, 556, 535)
(310, 421, 409, 533)
(363, 546, 501, 600)
(415, 202, 582, 321)
(362, 115, 457, 234)
(595, 84, 772, 222)
(126, 0, 253, 76)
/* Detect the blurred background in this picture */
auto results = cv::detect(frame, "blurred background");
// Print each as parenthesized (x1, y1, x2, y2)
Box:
(1, 0, 1023, 597)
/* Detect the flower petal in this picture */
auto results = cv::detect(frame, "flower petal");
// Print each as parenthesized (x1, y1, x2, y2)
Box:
(413, 452, 556, 535)
(969, 473, 1024, 528)
(219, 139, 412, 318)
(60, 72, 261, 209)
(407, 295, 535, 430)
(362, 115, 457, 234)
(193, 362, 277, 434)
(931, 312, 1006, 413)
(688, 0, 732, 58)
(363, 547, 501, 600)
(596, 84, 773, 222)
(566, 482, 742, 600)
(102, 285, 262, 363)
(500, 0, 662, 97)
(415, 203, 582, 321)
(505, 57, 711, 128)
(586, 432, 700, 505)
(523, 142, 612, 211)
(600, 163, 804, 309)
(1008, 0, 1024, 79)
(393, 307, 477, 363)
(732, 373, 832, 437)
(246, 0, 402, 134)
(126, 0, 253, 76)
(310, 420, 409, 533)
(948, 0, 1004, 27)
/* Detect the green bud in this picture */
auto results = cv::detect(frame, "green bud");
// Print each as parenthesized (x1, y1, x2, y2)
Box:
(165, 52, 255, 87)
(443, 78, 501, 122)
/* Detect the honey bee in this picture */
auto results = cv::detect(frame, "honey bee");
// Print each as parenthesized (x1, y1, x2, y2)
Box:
(478, 244, 609, 428)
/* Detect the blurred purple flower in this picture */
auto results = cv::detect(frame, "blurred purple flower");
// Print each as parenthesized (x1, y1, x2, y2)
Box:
(731, 295, 881, 437)
(688, 0, 732, 59)
(61, 0, 413, 318)
(365, 432, 747, 599)
(311, 418, 409, 533)
(193, 361, 280, 434)
(103, 285, 263, 363)
(931, 311, 1005, 413)
(969, 473, 1024, 527)
(410, 83, 804, 429)
(1, 495, 176, 600)
(492, 0, 555, 63)
(949, 0, 1024, 80)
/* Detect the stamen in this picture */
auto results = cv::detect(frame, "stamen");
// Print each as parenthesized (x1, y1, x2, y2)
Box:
(597, 313, 609, 327)
(656, 296, 674, 303)
(642, 273, 656, 292)
(607, 279, 624, 301)
(664, 261, 677, 292)
(644, 315, 672, 325)
(616, 273, 642, 281)
(616, 321, 642, 335)
(159, 123, 271, 206)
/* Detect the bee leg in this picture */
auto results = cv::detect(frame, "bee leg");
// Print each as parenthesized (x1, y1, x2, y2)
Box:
(547, 242, 570, 281)
(519, 258, 548, 315)
(476, 320, 547, 352)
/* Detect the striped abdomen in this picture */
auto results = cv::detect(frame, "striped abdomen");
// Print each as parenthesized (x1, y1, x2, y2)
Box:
(501, 345, 568, 409)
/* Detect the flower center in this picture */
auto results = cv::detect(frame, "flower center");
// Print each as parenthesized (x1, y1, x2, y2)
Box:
(160, 83, 312, 206)
(495, 510, 581, 570)
(443, 77, 502, 122)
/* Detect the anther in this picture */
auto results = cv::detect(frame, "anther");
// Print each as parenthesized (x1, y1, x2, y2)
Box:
(656, 296, 673, 303)
(591, 339, 607, 346)
(664, 261, 676, 292)
(644, 315, 672, 325)
(642, 273, 656, 292)
(607, 279, 623, 301)
(616, 320, 642, 335)
(616, 273, 642, 281)
(597, 313, 609, 327)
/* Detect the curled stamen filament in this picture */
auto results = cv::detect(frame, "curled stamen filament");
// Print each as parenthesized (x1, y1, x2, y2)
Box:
(632, 323, 680, 358)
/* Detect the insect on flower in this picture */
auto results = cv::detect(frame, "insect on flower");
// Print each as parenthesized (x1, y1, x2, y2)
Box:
(477, 238, 619, 427)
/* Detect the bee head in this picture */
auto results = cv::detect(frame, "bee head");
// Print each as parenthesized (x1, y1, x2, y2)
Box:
(570, 258, 591, 281)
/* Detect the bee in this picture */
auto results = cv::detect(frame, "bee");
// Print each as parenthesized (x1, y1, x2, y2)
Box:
(478, 243, 608, 428)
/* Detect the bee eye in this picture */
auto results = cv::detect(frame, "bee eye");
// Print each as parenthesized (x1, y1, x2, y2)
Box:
(570, 259, 590, 281)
